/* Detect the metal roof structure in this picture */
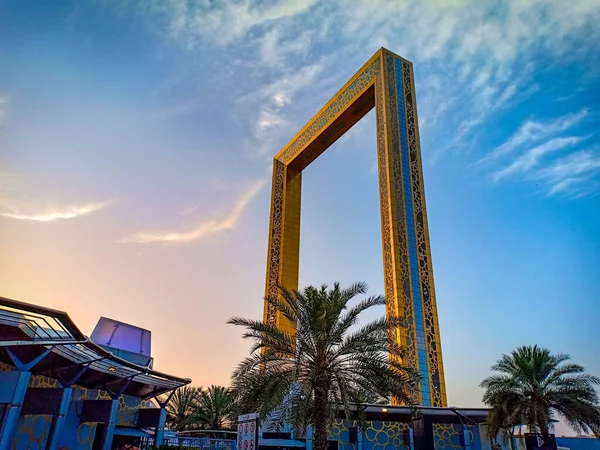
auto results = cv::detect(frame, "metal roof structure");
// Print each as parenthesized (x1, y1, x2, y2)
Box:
(0, 296, 190, 398)
(335, 404, 490, 424)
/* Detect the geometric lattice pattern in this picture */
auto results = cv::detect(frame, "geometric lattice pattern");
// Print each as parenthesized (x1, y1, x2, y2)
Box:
(433, 423, 481, 450)
(331, 419, 411, 450)
(264, 48, 446, 406)
(263, 48, 447, 406)
(331, 420, 482, 450)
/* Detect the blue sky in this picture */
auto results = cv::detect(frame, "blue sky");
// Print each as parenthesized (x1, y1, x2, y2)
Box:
(1, 0, 599, 430)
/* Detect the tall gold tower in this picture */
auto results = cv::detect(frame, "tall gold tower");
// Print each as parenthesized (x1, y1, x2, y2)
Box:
(262, 48, 447, 407)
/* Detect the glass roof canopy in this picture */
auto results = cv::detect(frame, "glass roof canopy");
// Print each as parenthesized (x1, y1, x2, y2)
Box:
(0, 296, 190, 398)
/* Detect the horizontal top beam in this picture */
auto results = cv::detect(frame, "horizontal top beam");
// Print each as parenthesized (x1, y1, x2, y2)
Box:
(274, 47, 411, 168)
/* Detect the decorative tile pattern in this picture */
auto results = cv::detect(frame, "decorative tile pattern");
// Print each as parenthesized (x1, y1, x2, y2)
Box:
(9, 374, 153, 450)
(0, 361, 14, 371)
(331, 419, 410, 450)
(29, 375, 60, 388)
(401, 60, 444, 407)
(389, 55, 432, 406)
(375, 60, 398, 351)
(265, 159, 287, 326)
(14, 415, 52, 450)
(278, 59, 381, 165)
(433, 423, 480, 450)
(382, 52, 418, 382)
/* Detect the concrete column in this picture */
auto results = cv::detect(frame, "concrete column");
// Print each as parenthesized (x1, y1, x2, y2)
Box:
(100, 400, 119, 450)
(154, 407, 167, 447)
(305, 426, 313, 450)
(463, 426, 472, 450)
(45, 387, 72, 450)
(0, 371, 31, 450)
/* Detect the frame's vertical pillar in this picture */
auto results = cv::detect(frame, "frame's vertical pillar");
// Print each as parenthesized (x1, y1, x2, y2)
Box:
(404, 61, 447, 407)
(375, 52, 419, 404)
(279, 165, 301, 335)
(376, 49, 447, 407)
(264, 159, 302, 336)
(0, 371, 31, 450)
(264, 159, 287, 328)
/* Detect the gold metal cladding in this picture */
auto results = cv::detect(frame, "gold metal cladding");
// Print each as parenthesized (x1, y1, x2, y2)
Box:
(263, 48, 447, 406)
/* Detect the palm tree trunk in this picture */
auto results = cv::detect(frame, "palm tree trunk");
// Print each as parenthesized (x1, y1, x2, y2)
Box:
(533, 403, 549, 435)
(507, 429, 515, 450)
(313, 375, 330, 450)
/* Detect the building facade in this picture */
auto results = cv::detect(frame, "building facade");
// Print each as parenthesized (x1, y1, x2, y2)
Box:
(262, 48, 446, 406)
(0, 297, 190, 450)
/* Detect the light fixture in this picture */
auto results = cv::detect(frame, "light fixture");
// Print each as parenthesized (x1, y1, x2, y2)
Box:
(108, 366, 116, 372)
(381, 408, 388, 412)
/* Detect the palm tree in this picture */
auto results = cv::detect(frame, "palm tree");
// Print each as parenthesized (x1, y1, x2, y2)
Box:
(481, 345, 600, 437)
(228, 282, 420, 450)
(486, 407, 517, 450)
(165, 386, 202, 431)
(197, 385, 236, 430)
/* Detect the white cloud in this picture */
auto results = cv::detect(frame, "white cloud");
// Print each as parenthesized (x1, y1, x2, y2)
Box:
(538, 149, 600, 181)
(547, 177, 585, 196)
(116, 0, 600, 170)
(272, 92, 289, 107)
(118, 180, 266, 244)
(259, 27, 312, 69)
(478, 109, 589, 165)
(256, 110, 287, 137)
(0, 168, 117, 222)
(0, 199, 116, 222)
(179, 205, 200, 216)
(492, 136, 585, 182)
(236, 62, 323, 156)
(140, 0, 318, 47)
(237, 62, 324, 111)
(537, 149, 600, 197)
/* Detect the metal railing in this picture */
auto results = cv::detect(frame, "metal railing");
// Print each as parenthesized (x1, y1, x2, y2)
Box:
(140, 437, 237, 450)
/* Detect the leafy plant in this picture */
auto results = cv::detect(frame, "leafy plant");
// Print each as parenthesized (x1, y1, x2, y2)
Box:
(481, 345, 600, 437)
(229, 282, 420, 450)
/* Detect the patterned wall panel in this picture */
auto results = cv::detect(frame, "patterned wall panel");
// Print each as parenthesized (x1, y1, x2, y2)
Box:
(330, 420, 411, 450)
(13, 415, 52, 450)
(28, 375, 59, 388)
(433, 423, 481, 450)
(3, 371, 154, 450)
(264, 159, 287, 327)
(400, 59, 446, 407)
(381, 51, 418, 389)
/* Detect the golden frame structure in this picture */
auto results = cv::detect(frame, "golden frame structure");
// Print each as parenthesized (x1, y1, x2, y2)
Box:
(263, 48, 447, 407)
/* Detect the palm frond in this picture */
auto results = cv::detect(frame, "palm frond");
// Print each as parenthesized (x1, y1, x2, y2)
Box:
(228, 281, 420, 447)
(482, 345, 600, 435)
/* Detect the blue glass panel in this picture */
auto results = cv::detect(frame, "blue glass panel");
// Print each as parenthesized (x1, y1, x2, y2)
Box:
(394, 57, 430, 403)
